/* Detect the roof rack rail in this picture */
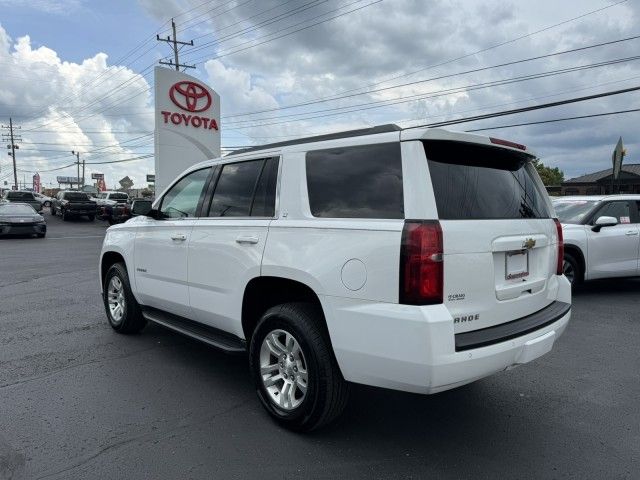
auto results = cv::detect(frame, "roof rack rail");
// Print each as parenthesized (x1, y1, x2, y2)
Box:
(226, 124, 402, 156)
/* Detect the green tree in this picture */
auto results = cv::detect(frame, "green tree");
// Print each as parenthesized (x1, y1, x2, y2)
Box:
(533, 159, 564, 186)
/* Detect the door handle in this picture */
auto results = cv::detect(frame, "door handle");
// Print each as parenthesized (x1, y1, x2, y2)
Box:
(625, 231, 639, 236)
(236, 236, 259, 244)
(171, 233, 187, 241)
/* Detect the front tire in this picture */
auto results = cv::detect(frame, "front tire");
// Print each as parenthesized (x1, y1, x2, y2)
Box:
(103, 262, 146, 334)
(50, 206, 56, 216)
(61, 209, 68, 221)
(249, 303, 349, 432)
(88, 215, 95, 221)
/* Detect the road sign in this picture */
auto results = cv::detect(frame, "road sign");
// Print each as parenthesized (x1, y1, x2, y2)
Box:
(119, 176, 133, 190)
(146, 174, 155, 183)
(91, 173, 104, 180)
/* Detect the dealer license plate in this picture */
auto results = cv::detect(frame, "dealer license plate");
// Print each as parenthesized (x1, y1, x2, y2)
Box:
(506, 250, 529, 280)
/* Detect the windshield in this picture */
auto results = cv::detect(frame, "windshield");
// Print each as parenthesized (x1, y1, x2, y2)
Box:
(553, 199, 599, 224)
(0, 203, 36, 215)
(64, 192, 89, 201)
(110, 193, 128, 200)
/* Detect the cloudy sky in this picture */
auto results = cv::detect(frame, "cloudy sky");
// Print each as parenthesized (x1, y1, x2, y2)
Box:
(0, 0, 638, 189)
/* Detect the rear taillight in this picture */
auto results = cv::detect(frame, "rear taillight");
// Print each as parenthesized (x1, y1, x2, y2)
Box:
(400, 220, 443, 305)
(554, 218, 564, 275)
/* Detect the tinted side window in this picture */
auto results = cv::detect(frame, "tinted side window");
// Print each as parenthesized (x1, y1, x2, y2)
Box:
(424, 141, 551, 220)
(306, 143, 403, 219)
(160, 168, 211, 218)
(251, 157, 279, 217)
(208, 159, 265, 217)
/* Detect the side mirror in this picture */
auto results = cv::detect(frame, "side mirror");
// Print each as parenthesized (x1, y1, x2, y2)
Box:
(131, 200, 154, 217)
(592, 215, 618, 232)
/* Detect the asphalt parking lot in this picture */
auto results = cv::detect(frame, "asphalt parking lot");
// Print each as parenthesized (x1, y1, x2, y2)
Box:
(0, 215, 639, 480)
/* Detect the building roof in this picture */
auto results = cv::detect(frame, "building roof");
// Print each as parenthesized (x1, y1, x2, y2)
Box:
(565, 164, 640, 183)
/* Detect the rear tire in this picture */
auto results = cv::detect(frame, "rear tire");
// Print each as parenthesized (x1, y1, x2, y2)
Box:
(249, 302, 349, 432)
(563, 252, 582, 285)
(61, 209, 68, 221)
(103, 262, 146, 334)
(88, 215, 95, 222)
(50, 206, 56, 216)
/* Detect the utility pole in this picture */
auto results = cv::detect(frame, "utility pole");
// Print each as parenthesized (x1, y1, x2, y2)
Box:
(157, 19, 196, 71)
(1, 118, 21, 190)
(71, 150, 81, 190)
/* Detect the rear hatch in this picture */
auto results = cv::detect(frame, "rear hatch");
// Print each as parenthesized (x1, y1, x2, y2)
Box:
(423, 140, 559, 334)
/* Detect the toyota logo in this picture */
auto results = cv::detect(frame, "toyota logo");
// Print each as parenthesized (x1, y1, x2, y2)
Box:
(169, 81, 212, 112)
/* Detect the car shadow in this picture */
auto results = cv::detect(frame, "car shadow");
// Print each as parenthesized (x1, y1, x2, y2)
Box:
(138, 322, 554, 453)
(573, 277, 640, 296)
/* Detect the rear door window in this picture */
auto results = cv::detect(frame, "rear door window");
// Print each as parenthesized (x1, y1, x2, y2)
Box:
(306, 143, 403, 219)
(423, 140, 551, 220)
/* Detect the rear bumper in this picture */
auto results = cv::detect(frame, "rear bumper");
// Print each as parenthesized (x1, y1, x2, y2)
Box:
(323, 275, 572, 394)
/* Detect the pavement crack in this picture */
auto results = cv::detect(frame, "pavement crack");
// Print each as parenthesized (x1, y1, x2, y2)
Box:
(33, 397, 253, 480)
(0, 345, 166, 391)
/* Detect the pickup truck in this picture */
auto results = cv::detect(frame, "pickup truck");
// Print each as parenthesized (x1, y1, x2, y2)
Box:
(2, 191, 43, 212)
(95, 191, 130, 225)
(51, 191, 97, 221)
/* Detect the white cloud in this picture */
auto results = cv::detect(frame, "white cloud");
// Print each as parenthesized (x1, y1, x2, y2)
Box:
(0, 23, 154, 189)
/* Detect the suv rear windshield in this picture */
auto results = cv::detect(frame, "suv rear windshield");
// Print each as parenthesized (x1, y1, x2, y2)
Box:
(109, 193, 128, 200)
(64, 192, 89, 201)
(423, 140, 551, 220)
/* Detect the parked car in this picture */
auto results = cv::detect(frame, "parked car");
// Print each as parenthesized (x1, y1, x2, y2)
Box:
(99, 125, 571, 431)
(33, 192, 53, 207)
(0, 202, 46, 237)
(553, 195, 640, 284)
(2, 191, 43, 212)
(51, 191, 97, 221)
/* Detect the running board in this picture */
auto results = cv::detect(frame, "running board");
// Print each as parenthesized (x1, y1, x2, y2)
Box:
(141, 307, 246, 354)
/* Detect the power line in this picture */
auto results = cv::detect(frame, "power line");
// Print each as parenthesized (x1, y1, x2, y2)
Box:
(465, 107, 640, 132)
(409, 85, 640, 130)
(272, 0, 631, 112)
(181, 0, 329, 56)
(186, 0, 383, 64)
(222, 57, 640, 129)
(222, 33, 640, 120)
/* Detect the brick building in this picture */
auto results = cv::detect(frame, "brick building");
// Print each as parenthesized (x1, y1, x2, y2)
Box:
(561, 164, 640, 195)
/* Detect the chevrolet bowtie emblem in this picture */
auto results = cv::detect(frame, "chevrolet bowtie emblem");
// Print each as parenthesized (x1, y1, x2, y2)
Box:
(522, 238, 536, 250)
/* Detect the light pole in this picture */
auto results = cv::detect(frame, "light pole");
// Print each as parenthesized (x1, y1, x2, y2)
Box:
(71, 150, 83, 189)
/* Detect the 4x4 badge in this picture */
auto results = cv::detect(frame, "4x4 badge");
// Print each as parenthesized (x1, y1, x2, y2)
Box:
(522, 238, 536, 249)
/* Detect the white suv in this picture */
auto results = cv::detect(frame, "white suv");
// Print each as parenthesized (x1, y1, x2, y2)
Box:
(553, 195, 640, 284)
(99, 125, 571, 431)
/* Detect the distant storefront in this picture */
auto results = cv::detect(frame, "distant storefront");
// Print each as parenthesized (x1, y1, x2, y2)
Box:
(560, 164, 640, 196)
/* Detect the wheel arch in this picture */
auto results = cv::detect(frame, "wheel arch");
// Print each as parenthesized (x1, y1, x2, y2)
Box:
(241, 276, 332, 347)
(100, 249, 135, 294)
(564, 243, 586, 280)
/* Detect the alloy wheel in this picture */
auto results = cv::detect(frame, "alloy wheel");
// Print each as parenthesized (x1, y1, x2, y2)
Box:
(259, 329, 308, 411)
(107, 276, 126, 324)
